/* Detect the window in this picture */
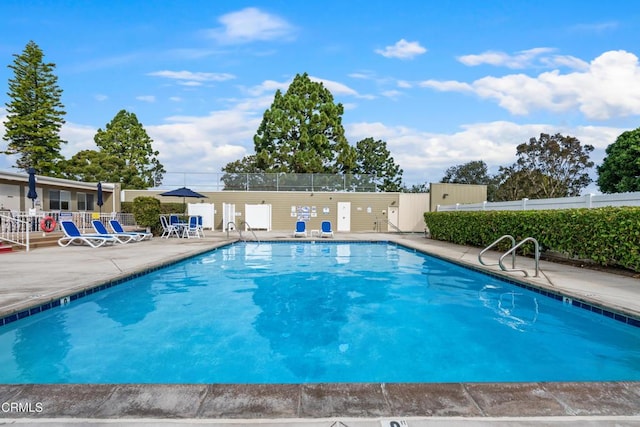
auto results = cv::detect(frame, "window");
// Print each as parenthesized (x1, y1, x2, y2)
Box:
(49, 190, 71, 210)
(77, 193, 94, 211)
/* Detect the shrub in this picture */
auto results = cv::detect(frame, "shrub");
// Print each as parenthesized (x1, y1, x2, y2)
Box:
(424, 207, 640, 272)
(132, 197, 162, 235)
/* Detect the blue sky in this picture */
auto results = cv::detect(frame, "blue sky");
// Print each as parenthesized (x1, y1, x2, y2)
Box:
(1, 0, 640, 192)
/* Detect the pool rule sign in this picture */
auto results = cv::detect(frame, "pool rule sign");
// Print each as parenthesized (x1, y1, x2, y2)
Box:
(381, 421, 409, 427)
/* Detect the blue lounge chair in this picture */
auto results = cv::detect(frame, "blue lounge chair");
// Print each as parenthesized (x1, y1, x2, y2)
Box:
(294, 221, 307, 237)
(92, 220, 136, 244)
(183, 216, 201, 239)
(320, 221, 334, 238)
(109, 219, 153, 241)
(58, 221, 117, 248)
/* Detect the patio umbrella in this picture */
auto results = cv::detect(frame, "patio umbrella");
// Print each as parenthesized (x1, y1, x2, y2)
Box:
(159, 187, 206, 213)
(27, 168, 38, 208)
(97, 182, 104, 214)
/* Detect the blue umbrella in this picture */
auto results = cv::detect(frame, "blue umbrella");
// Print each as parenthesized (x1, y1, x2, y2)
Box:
(159, 187, 206, 213)
(27, 168, 38, 208)
(97, 182, 104, 214)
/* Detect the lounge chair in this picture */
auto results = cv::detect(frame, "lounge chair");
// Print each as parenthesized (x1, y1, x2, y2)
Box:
(320, 221, 334, 238)
(183, 216, 201, 239)
(160, 215, 180, 238)
(91, 220, 136, 244)
(109, 219, 153, 241)
(294, 221, 307, 237)
(196, 215, 205, 237)
(58, 221, 117, 248)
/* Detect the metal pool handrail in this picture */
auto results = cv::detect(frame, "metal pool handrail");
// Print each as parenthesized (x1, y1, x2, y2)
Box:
(240, 221, 260, 243)
(479, 235, 516, 269)
(499, 237, 540, 277)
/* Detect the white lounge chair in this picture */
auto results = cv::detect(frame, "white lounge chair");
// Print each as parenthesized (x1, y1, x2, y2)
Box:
(320, 221, 334, 238)
(160, 215, 180, 238)
(294, 221, 307, 237)
(92, 220, 136, 244)
(109, 219, 153, 241)
(58, 221, 117, 248)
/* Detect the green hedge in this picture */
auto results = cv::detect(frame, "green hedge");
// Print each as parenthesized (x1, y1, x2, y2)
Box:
(424, 207, 640, 272)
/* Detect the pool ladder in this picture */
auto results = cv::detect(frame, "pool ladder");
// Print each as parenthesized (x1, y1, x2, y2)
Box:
(226, 221, 260, 243)
(479, 235, 540, 277)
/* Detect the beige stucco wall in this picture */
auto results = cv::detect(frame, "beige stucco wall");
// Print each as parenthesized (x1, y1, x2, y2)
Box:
(429, 183, 487, 212)
(122, 190, 434, 232)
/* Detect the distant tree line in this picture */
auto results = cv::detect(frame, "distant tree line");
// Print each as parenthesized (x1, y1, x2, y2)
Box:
(3, 42, 639, 198)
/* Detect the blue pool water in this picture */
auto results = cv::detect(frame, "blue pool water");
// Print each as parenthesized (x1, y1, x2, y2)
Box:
(1, 241, 639, 384)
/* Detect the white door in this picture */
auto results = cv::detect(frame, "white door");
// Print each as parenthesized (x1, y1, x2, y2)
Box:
(245, 204, 272, 231)
(387, 206, 399, 231)
(188, 203, 215, 230)
(222, 203, 236, 231)
(337, 202, 351, 232)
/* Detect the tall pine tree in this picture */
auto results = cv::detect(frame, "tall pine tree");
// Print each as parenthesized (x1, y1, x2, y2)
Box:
(94, 110, 165, 189)
(3, 41, 66, 175)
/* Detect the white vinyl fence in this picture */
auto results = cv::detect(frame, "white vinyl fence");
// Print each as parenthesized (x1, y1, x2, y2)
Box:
(437, 192, 640, 212)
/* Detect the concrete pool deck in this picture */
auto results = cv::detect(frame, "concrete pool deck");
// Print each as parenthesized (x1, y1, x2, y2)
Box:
(0, 231, 639, 426)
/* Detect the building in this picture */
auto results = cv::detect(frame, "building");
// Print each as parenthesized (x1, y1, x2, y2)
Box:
(0, 170, 120, 214)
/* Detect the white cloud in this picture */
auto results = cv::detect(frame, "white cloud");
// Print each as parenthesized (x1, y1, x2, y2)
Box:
(148, 70, 236, 86)
(381, 90, 403, 99)
(569, 21, 619, 33)
(94, 94, 108, 102)
(136, 95, 156, 103)
(309, 76, 359, 96)
(419, 80, 473, 92)
(375, 39, 427, 60)
(205, 7, 296, 45)
(422, 50, 640, 120)
(458, 47, 588, 71)
(346, 120, 622, 186)
(147, 109, 262, 177)
(59, 123, 100, 158)
(244, 79, 290, 97)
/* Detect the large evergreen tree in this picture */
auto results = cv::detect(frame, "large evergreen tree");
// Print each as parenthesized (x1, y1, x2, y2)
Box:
(253, 72, 354, 174)
(2, 41, 66, 175)
(354, 137, 403, 192)
(93, 110, 165, 189)
(224, 73, 355, 177)
(597, 128, 640, 193)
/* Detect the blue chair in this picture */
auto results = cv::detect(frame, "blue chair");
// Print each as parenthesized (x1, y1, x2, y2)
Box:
(109, 219, 153, 241)
(58, 221, 116, 248)
(294, 221, 307, 237)
(184, 216, 201, 239)
(321, 221, 334, 238)
(92, 220, 136, 244)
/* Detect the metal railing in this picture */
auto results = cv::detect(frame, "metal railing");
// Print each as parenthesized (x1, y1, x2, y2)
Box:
(479, 235, 516, 269)
(241, 221, 260, 243)
(0, 212, 30, 251)
(479, 234, 540, 277)
(499, 237, 540, 277)
(374, 216, 403, 233)
(0, 211, 137, 252)
(152, 172, 379, 192)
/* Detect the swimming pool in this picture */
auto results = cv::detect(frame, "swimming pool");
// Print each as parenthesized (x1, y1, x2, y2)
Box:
(0, 241, 639, 384)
